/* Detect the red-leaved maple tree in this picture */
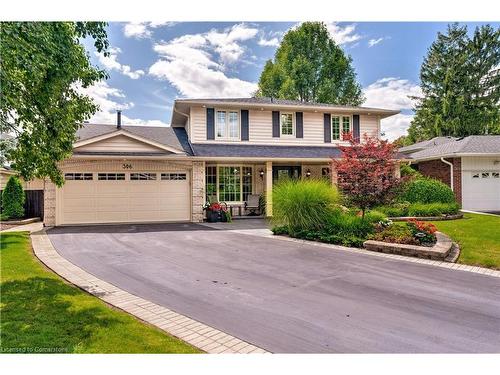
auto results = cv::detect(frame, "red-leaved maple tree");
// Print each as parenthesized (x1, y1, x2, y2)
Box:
(333, 133, 401, 218)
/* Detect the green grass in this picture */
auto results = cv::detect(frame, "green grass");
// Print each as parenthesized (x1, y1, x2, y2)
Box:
(430, 213, 500, 269)
(0, 232, 202, 353)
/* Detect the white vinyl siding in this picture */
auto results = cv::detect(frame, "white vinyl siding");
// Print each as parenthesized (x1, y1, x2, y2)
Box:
(75, 134, 166, 154)
(189, 105, 382, 145)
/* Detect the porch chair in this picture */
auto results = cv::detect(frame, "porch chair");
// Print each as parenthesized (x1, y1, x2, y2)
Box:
(244, 194, 261, 216)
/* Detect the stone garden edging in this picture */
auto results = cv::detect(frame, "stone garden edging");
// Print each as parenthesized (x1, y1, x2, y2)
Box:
(0, 217, 41, 226)
(363, 231, 454, 261)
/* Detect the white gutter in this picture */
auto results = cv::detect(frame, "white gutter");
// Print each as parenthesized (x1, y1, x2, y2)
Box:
(440, 157, 454, 192)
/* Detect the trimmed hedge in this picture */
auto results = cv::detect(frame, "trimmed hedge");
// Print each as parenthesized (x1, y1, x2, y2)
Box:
(1, 176, 25, 219)
(401, 178, 456, 204)
(407, 202, 459, 217)
(376, 202, 459, 217)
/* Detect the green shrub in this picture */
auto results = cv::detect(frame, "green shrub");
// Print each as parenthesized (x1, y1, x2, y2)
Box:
(365, 210, 388, 223)
(401, 178, 456, 204)
(2, 176, 25, 219)
(375, 202, 410, 217)
(272, 178, 339, 232)
(400, 163, 423, 178)
(407, 202, 460, 217)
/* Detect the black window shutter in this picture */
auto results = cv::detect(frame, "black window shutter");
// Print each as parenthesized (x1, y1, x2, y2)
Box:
(296, 112, 303, 138)
(206, 108, 215, 140)
(272, 111, 280, 138)
(324, 113, 331, 143)
(353, 114, 360, 143)
(241, 109, 249, 141)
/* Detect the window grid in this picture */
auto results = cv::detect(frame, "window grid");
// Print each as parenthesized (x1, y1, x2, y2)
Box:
(161, 173, 187, 181)
(331, 116, 340, 140)
(216, 110, 239, 140)
(492, 172, 500, 178)
(218, 166, 241, 202)
(205, 166, 217, 203)
(342, 116, 351, 138)
(65, 173, 93, 181)
(98, 173, 125, 181)
(281, 113, 293, 135)
(242, 167, 253, 202)
(130, 173, 157, 181)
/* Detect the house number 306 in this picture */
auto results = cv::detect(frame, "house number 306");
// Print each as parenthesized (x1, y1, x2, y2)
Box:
(122, 163, 133, 169)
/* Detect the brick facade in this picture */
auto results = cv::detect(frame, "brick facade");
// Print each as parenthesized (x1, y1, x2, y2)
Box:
(416, 157, 462, 204)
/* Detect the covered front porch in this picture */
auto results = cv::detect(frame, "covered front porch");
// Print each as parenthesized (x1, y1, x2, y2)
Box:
(203, 160, 336, 219)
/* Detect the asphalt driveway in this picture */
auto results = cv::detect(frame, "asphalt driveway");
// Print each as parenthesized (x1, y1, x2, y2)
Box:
(47, 222, 500, 353)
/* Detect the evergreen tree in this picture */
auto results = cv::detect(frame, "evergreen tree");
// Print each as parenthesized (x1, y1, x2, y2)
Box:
(256, 22, 364, 105)
(409, 24, 500, 142)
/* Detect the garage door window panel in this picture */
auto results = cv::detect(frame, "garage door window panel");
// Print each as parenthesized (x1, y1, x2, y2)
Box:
(98, 173, 125, 180)
(161, 173, 187, 180)
(131, 173, 157, 181)
(65, 173, 93, 181)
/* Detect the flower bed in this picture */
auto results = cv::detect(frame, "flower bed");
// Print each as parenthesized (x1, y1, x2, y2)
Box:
(363, 231, 454, 260)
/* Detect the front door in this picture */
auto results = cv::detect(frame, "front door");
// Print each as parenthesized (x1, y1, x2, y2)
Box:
(272, 166, 302, 183)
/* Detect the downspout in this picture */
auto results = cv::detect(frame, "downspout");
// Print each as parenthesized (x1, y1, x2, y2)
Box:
(440, 157, 453, 192)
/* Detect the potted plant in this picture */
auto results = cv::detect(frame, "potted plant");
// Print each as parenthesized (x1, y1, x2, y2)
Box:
(204, 202, 226, 222)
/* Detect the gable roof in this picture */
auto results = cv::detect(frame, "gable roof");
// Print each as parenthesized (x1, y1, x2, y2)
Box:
(405, 136, 500, 160)
(75, 124, 193, 155)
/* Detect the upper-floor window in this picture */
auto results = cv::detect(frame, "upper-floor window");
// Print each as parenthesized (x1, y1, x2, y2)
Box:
(216, 110, 239, 140)
(280, 113, 294, 136)
(332, 115, 352, 141)
(332, 116, 340, 140)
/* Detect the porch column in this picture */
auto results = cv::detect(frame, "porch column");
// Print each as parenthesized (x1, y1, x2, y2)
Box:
(191, 161, 205, 222)
(330, 162, 338, 186)
(265, 161, 273, 217)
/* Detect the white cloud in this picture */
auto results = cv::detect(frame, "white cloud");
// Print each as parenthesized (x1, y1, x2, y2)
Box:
(380, 113, 415, 141)
(95, 47, 145, 79)
(368, 37, 384, 47)
(149, 23, 258, 97)
(78, 81, 168, 127)
(325, 22, 362, 45)
(258, 37, 280, 47)
(123, 22, 174, 39)
(363, 77, 422, 141)
(363, 77, 422, 110)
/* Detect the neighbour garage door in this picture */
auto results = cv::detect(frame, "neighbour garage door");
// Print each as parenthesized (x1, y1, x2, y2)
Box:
(462, 170, 500, 211)
(59, 171, 190, 225)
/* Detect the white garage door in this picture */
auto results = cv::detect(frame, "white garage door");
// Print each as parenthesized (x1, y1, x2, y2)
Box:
(59, 171, 190, 225)
(462, 170, 500, 211)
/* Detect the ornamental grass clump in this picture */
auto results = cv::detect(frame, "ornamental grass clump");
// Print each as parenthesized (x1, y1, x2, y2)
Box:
(272, 178, 339, 233)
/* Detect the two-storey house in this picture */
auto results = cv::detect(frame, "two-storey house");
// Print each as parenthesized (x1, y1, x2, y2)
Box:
(42, 97, 399, 226)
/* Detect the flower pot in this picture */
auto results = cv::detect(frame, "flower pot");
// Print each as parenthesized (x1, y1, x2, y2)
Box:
(206, 210, 221, 222)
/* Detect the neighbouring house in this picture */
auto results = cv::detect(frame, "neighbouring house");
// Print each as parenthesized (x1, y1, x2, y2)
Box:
(400, 136, 500, 212)
(39, 97, 400, 226)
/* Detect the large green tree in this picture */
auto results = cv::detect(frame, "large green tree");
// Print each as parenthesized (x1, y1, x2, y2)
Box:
(0, 22, 109, 186)
(408, 23, 500, 142)
(256, 22, 364, 105)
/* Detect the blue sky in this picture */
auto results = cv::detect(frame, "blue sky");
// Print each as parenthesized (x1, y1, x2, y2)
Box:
(82, 21, 498, 140)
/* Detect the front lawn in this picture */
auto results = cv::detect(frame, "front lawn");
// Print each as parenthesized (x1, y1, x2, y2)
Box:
(0, 232, 201, 353)
(430, 213, 500, 269)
